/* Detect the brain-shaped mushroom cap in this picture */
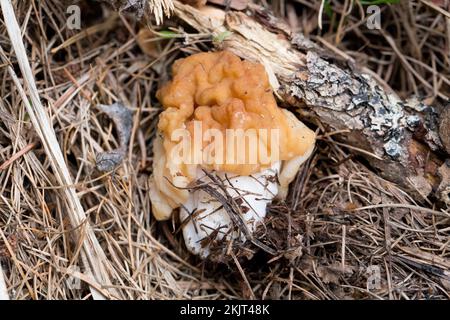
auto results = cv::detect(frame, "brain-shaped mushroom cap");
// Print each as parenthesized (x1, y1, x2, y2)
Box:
(150, 51, 316, 221)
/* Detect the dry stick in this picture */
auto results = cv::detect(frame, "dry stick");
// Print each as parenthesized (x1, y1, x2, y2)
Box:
(50, 13, 119, 54)
(351, 203, 449, 218)
(0, 0, 121, 300)
(231, 252, 256, 300)
(381, 30, 448, 100)
(419, 0, 450, 19)
(0, 265, 9, 300)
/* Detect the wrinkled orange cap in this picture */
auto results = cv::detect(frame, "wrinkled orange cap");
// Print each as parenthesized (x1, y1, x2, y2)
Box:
(156, 51, 315, 176)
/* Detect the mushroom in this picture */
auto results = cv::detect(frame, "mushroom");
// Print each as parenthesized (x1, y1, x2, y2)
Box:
(149, 51, 315, 258)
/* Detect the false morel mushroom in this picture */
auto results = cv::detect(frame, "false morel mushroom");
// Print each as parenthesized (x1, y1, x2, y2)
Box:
(149, 51, 316, 258)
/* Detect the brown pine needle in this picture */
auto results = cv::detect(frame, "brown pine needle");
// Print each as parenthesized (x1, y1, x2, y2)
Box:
(0, 142, 36, 171)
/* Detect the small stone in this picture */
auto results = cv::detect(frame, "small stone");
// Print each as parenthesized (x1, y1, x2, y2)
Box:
(384, 140, 401, 159)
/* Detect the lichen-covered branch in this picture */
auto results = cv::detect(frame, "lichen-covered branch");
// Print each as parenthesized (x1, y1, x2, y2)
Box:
(172, 1, 448, 202)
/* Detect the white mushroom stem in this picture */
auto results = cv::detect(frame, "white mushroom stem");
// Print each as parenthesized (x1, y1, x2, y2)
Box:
(180, 140, 315, 258)
(181, 163, 281, 258)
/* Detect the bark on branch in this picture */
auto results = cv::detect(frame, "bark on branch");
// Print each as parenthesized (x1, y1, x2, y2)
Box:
(172, 2, 449, 203)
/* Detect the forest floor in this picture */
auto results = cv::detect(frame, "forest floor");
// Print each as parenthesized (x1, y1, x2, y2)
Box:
(0, 0, 449, 299)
